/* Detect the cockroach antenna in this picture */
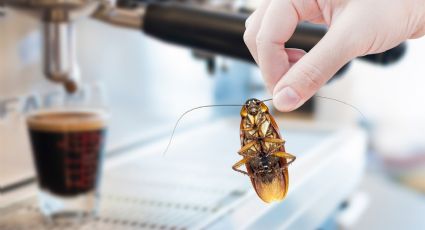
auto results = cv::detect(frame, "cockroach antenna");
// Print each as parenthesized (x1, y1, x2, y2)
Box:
(261, 96, 366, 120)
(315, 95, 367, 121)
(261, 98, 273, 103)
(162, 96, 367, 156)
(162, 103, 245, 156)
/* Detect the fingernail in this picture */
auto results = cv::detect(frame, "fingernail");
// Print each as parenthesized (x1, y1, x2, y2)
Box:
(273, 87, 301, 111)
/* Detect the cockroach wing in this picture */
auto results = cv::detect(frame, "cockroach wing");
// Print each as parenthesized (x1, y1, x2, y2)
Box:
(254, 112, 290, 202)
(252, 168, 289, 203)
(267, 111, 284, 140)
(240, 118, 246, 145)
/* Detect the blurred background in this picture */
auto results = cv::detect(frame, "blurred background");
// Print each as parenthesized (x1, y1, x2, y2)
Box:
(1, 0, 425, 229)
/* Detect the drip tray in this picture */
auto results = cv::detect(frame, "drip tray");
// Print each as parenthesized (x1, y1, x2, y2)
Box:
(0, 119, 367, 229)
(0, 191, 246, 230)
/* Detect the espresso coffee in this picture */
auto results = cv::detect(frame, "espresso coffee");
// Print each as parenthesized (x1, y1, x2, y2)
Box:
(27, 111, 107, 196)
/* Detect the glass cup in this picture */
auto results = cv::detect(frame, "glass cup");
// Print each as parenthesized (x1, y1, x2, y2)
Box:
(27, 109, 108, 223)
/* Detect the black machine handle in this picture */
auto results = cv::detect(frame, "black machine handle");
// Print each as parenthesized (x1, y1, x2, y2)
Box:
(142, 3, 406, 65)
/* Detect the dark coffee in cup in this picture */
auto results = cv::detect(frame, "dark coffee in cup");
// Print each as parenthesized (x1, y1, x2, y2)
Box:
(27, 111, 107, 196)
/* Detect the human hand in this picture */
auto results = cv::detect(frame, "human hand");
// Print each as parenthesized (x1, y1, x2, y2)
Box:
(244, 0, 425, 111)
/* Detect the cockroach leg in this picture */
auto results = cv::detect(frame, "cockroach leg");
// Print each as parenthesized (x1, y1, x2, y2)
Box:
(232, 158, 251, 176)
(272, 152, 296, 165)
(262, 138, 285, 153)
(257, 116, 267, 126)
(263, 138, 286, 144)
(241, 126, 254, 131)
(238, 141, 256, 154)
(239, 151, 260, 158)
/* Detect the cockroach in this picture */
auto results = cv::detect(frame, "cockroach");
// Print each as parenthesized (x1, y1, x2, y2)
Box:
(232, 98, 295, 203)
(163, 96, 366, 203)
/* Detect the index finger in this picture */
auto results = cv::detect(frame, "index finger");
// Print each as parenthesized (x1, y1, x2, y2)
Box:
(255, 0, 300, 89)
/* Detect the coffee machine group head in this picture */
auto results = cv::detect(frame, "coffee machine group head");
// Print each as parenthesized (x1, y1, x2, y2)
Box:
(2, 0, 103, 93)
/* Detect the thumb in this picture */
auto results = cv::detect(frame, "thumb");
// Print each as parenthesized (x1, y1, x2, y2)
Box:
(272, 23, 359, 112)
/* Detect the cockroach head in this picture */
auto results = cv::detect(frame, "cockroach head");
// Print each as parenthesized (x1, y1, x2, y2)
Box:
(244, 98, 262, 116)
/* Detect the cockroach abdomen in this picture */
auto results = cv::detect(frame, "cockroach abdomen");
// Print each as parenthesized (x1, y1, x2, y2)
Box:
(251, 170, 288, 203)
(248, 156, 289, 203)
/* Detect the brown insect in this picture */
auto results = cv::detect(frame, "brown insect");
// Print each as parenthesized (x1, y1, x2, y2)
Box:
(164, 96, 362, 202)
(232, 98, 296, 203)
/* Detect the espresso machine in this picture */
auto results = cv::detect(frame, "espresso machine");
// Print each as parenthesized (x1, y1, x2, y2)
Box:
(0, 0, 406, 229)
(0, 0, 405, 93)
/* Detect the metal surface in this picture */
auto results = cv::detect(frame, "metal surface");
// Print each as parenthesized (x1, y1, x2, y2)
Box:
(2, 0, 101, 92)
(0, 1, 5, 15)
(0, 118, 367, 229)
(1, 0, 144, 91)
(4, 0, 101, 22)
(93, 2, 145, 29)
(43, 21, 79, 90)
(5, 0, 98, 11)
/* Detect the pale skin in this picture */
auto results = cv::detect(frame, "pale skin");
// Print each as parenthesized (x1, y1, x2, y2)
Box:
(244, 0, 425, 112)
